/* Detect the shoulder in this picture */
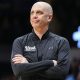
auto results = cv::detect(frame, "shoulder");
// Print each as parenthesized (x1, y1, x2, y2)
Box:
(49, 32, 70, 52)
(49, 32, 70, 49)
(13, 33, 31, 45)
(49, 32, 69, 42)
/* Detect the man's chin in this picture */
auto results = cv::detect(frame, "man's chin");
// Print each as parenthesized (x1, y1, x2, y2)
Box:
(32, 25, 40, 28)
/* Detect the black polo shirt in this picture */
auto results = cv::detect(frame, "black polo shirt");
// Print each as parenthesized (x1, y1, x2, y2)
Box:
(11, 30, 70, 80)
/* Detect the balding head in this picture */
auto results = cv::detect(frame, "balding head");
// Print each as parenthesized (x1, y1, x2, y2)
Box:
(31, 1, 53, 15)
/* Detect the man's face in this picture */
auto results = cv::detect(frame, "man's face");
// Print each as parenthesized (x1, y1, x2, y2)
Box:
(30, 4, 52, 29)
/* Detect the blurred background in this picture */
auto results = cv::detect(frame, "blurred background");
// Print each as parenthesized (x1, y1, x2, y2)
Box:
(0, 0, 80, 80)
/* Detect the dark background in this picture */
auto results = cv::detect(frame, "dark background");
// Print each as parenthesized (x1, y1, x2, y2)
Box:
(0, 0, 80, 79)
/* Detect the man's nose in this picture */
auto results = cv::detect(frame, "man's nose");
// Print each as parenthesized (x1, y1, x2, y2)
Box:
(32, 13, 38, 19)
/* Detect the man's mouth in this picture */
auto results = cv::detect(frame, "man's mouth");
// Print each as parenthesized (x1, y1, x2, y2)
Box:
(32, 20, 40, 23)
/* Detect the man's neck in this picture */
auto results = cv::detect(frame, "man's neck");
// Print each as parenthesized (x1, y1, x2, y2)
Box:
(33, 26, 48, 39)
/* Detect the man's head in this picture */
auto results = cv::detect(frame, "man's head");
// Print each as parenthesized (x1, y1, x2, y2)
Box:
(30, 1, 53, 29)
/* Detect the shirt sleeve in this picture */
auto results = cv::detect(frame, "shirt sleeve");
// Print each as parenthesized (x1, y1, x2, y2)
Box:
(11, 37, 54, 77)
(38, 38, 71, 80)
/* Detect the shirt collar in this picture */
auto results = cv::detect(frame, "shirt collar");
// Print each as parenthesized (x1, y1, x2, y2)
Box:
(32, 29, 50, 40)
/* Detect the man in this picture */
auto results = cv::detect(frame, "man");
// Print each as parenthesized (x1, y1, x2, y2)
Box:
(11, 1, 70, 80)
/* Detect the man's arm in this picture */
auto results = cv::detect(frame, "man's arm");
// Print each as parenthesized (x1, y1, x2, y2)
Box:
(11, 58, 54, 77)
(11, 54, 57, 77)
(11, 37, 54, 77)
(38, 38, 71, 79)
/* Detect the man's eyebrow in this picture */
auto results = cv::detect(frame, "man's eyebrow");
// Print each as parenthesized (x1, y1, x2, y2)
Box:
(30, 10, 44, 14)
(36, 10, 43, 13)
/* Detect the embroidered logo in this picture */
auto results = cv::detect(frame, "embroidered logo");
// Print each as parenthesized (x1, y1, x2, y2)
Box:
(25, 46, 36, 51)
(49, 46, 53, 50)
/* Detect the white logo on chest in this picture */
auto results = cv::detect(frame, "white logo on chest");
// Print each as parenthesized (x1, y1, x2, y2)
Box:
(25, 46, 36, 51)
(49, 46, 53, 50)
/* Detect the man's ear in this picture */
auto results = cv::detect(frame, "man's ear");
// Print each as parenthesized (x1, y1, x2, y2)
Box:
(47, 15, 53, 22)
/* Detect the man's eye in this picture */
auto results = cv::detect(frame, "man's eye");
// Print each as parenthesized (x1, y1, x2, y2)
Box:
(37, 11, 43, 14)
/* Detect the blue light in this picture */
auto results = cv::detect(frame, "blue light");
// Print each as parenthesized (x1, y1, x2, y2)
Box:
(72, 26, 80, 48)
(72, 32, 80, 41)
(77, 41, 80, 48)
